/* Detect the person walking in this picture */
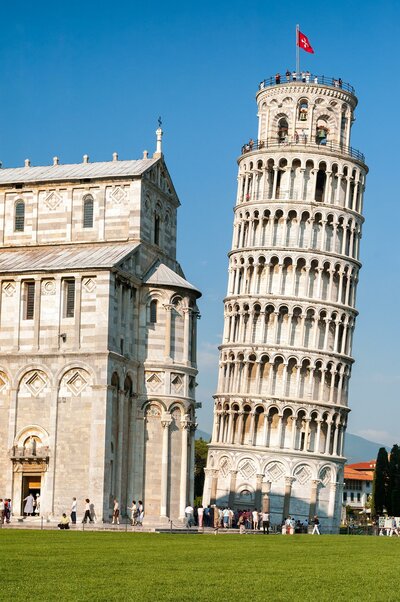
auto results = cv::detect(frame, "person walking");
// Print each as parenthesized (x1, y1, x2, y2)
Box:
(4, 499, 11, 523)
(252, 508, 259, 531)
(137, 501, 144, 526)
(112, 499, 120, 525)
(262, 511, 270, 534)
(0, 498, 4, 524)
(185, 504, 194, 528)
(23, 493, 34, 516)
(82, 498, 92, 523)
(128, 500, 138, 526)
(71, 497, 77, 524)
(312, 515, 321, 535)
(197, 504, 204, 528)
(35, 494, 41, 516)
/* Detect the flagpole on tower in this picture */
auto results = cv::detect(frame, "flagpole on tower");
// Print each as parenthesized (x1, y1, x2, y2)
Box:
(296, 24, 300, 75)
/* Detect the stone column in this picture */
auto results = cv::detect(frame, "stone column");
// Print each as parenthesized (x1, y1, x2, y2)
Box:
(325, 418, 332, 455)
(262, 480, 271, 513)
(183, 307, 191, 365)
(160, 415, 172, 518)
(228, 470, 238, 508)
(210, 469, 219, 505)
(315, 419, 322, 454)
(282, 476, 295, 521)
(189, 422, 197, 505)
(115, 390, 125, 502)
(163, 304, 173, 360)
(291, 416, 297, 450)
(255, 474, 264, 509)
(179, 418, 190, 519)
(308, 479, 321, 522)
(328, 481, 338, 524)
(276, 414, 283, 448)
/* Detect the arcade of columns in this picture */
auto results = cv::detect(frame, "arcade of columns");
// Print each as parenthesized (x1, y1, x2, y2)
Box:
(203, 75, 368, 530)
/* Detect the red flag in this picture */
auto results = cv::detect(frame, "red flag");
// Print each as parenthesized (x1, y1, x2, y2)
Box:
(298, 30, 314, 54)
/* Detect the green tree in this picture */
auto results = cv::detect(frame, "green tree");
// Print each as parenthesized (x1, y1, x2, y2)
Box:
(194, 438, 209, 501)
(388, 444, 400, 515)
(371, 447, 389, 516)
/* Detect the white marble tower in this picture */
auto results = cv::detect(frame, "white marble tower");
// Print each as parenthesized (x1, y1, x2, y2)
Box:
(203, 74, 368, 532)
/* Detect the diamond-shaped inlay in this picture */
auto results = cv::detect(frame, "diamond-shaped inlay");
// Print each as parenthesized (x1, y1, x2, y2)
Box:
(239, 459, 256, 480)
(44, 190, 63, 210)
(146, 404, 161, 418)
(220, 458, 231, 478)
(146, 373, 162, 391)
(25, 372, 46, 397)
(2, 282, 16, 297)
(66, 371, 88, 395)
(171, 374, 183, 392)
(83, 278, 96, 293)
(294, 465, 312, 485)
(266, 462, 285, 482)
(320, 467, 332, 486)
(110, 186, 127, 204)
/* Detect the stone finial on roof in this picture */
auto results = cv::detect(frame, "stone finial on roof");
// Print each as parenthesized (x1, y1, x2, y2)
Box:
(153, 118, 163, 158)
(53, 157, 59, 166)
(112, 152, 118, 161)
(24, 159, 31, 167)
(83, 154, 89, 164)
(143, 150, 149, 159)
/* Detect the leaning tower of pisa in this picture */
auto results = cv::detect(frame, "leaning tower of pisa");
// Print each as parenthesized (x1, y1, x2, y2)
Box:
(202, 74, 368, 532)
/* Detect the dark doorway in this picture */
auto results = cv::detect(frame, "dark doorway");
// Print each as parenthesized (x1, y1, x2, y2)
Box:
(21, 475, 41, 515)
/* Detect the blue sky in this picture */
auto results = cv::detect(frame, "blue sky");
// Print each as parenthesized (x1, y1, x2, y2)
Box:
(1, 1, 399, 444)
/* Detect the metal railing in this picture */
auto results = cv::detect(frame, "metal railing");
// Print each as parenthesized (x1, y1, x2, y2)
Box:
(240, 137, 365, 163)
(258, 74, 355, 94)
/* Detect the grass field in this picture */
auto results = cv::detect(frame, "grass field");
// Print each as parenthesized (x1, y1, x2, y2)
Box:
(0, 531, 398, 601)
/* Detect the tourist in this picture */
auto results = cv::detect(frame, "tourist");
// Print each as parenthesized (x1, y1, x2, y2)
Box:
(112, 499, 120, 525)
(262, 511, 270, 534)
(249, 138, 254, 151)
(204, 504, 211, 527)
(338, 78, 343, 88)
(301, 71, 306, 82)
(23, 492, 34, 516)
(137, 500, 144, 526)
(71, 497, 77, 524)
(35, 494, 41, 516)
(82, 498, 92, 523)
(58, 513, 70, 530)
(292, 71, 297, 81)
(0, 498, 4, 524)
(223, 507, 230, 528)
(286, 69, 291, 82)
(238, 513, 246, 534)
(312, 515, 320, 535)
(275, 73, 281, 84)
(218, 507, 224, 527)
(252, 508, 259, 531)
(197, 504, 204, 528)
(305, 71, 310, 83)
(294, 130, 299, 143)
(314, 76, 318, 84)
(184, 503, 194, 528)
(128, 500, 138, 526)
(4, 499, 11, 523)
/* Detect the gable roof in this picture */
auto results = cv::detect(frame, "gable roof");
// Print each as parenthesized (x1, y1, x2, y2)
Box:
(143, 260, 201, 297)
(0, 242, 139, 273)
(0, 158, 159, 185)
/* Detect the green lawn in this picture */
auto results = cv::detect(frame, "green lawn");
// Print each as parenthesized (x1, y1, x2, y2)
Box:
(0, 531, 398, 601)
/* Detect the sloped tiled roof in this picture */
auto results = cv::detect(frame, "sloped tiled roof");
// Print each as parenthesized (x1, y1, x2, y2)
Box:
(0, 158, 158, 185)
(348, 461, 376, 471)
(344, 467, 373, 481)
(143, 260, 201, 296)
(0, 242, 139, 273)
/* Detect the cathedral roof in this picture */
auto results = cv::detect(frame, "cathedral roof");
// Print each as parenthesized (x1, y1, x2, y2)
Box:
(0, 158, 158, 184)
(143, 261, 201, 297)
(0, 242, 139, 273)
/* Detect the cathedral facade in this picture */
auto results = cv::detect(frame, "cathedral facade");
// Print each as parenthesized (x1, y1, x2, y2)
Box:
(203, 74, 368, 532)
(0, 131, 201, 522)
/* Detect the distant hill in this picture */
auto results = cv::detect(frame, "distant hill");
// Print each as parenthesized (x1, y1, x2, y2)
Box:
(196, 429, 385, 464)
(344, 433, 388, 464)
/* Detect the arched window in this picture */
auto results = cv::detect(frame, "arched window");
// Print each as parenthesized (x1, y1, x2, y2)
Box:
(15, 200, 25, 232)
(154, 215, 160, 245)
(83, 196, 94, 228)
(150, 299, 157, 323)
(278, 118, 289, 142)
(298, 99, 308, 121)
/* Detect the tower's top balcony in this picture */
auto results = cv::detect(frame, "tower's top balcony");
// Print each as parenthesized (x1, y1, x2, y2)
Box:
(240, 137, 365, 163)
(258, 73, 355, 96)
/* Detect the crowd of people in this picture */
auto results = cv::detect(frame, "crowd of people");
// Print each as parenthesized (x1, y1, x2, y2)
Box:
(262, 71, 343, 87)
